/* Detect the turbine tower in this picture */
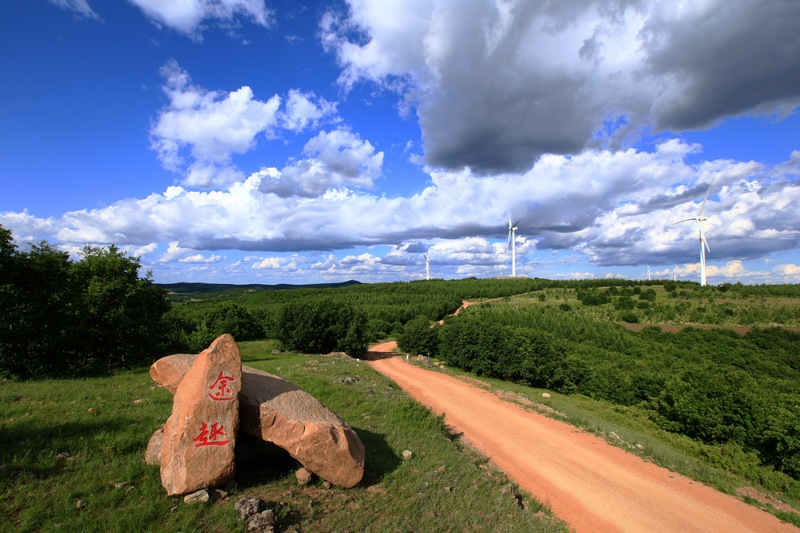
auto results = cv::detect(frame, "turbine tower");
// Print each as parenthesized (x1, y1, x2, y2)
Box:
(673, 178, 715, 286)
(507, 212, 519, 277)
(424, 253, 430, 281)
(647, 265, 651, 281)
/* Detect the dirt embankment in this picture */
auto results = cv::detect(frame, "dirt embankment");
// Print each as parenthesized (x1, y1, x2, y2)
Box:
(366, 341, 798, 533)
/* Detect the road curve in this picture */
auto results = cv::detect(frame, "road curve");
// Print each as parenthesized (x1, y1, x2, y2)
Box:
(366, 341, 797, 533)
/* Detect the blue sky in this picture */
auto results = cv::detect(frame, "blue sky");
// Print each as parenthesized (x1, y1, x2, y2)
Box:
(2, 0, 799, 285)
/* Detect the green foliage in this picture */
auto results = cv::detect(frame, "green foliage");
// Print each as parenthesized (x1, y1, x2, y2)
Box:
(438, 314, 569, 389)
(0, 226, 170, 379)
(397, 317, 440, 357)
(276, 298, 369, 356)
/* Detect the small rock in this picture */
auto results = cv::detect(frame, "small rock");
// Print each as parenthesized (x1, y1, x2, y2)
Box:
(56, 452, 71, 460)
(183, 489, 210, 504)
(112, 481, 128, 489)
(87, 408, 97, 415)
(247, 510, 276, 532)
(296, 467, 312, 485)
(322, 481, 332, 489)
(133, 398, 147, 405)
(609, 431, 620, 441)
(75, 500, 88, 509)
(210, 488, 228, 501)
(541, 393, 551, 399)
(169, 505, 178, 513)
(435, 465, 446, 475)
(636, 443, 645, 451)
(235, 497, 266, 521)
(401, 450, 413, 460)
(444, 486, 453, 493)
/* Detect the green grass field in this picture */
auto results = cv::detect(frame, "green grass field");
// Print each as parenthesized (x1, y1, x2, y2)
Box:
(0, 340, 567, 532)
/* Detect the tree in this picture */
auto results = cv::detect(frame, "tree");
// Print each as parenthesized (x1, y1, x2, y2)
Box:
(398, 317, 439, 361)
(0, 226, 171, 378)
(277, 298, 368, 356)
(70, 245, 170, 373)
(0, 239, 75, 377)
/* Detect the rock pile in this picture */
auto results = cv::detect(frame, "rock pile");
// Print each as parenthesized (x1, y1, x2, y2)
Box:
(147, 335, 365, 496)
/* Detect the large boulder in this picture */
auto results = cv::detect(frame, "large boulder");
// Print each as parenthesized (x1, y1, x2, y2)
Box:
(239, 366, 365, 488)
(150, 353, 365, 488)
(160, 334, 242, 496)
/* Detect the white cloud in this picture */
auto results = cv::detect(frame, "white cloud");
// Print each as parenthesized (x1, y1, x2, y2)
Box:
(3, 141, 799, 282)
(179, 253, 223, 263)
(129, 0, 272, 38)
(322, 0, 800, 173)
(281, 90, 338, 133)
(258, 128, 383, 197)
(49, 0, 102, 21)
(150, 61, 340, 188)
(150, 60, 281, 186)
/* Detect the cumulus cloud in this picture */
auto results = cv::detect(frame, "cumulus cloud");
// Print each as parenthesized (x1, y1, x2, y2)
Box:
(322, 0, 800, 173)
(150, 61, 338, 188)
(48, 0, 102, 21)
(258, 129, 384, 197)
(129, 0, 272, 38)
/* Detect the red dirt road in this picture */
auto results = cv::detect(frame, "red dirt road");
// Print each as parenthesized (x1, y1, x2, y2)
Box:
(367, 341, 797, 533)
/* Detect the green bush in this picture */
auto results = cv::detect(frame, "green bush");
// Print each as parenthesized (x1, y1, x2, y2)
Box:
(276, 298, 368, 356)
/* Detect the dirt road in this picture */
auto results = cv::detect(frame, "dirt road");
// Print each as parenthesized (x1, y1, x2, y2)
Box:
(366, 341, 797, 533)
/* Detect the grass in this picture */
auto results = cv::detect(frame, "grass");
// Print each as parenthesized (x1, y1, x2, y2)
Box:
(0, 340, 567, 532)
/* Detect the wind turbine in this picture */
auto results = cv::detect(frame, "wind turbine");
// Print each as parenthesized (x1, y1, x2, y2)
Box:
(673, 178, 715, 286)
(507, 212, 519, 277)
(647, 265, 651, 281)
(423, 253, 430, 281)
(673, 265, 678, 282)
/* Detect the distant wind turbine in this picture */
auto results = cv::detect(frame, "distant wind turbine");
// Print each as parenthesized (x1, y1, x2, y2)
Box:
(673, 178, 715, 286)
(673, 265, 678, 282)
(423, 253, 430, 281)
(647, 265, 651, 281)
(507, 212, 519, 277)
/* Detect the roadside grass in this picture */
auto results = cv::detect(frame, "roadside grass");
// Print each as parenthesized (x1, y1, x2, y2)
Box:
(410, 354, 800, 527)
(0, 340, 567, 532)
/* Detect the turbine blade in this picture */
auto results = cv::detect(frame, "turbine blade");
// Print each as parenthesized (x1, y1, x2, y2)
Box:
(513, 220, 520, 228)
(697, 176, 716, 216)
(508, 210, 512, 229)
(672, 218, 695, 226)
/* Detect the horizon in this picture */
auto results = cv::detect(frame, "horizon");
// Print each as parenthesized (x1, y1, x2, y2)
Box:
(2, 1, 799, 286)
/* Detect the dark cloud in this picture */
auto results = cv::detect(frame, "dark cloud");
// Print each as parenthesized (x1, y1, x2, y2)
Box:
(646, 1, 800, 130)
(330, 0, 800, 174)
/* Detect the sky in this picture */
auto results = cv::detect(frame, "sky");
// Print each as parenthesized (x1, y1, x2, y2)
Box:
(1, 0, 799, 285)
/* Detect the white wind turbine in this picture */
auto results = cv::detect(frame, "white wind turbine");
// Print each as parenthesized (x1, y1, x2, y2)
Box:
(423, 253, 430, 281)
(507, 212, 519, 277)
(673, 178, 715, 286)
(647, 265, 651, 281)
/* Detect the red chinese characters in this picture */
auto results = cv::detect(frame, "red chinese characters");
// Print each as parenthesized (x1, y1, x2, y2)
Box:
(208, 371, 236, 401)
(193, 421, 230, 447)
